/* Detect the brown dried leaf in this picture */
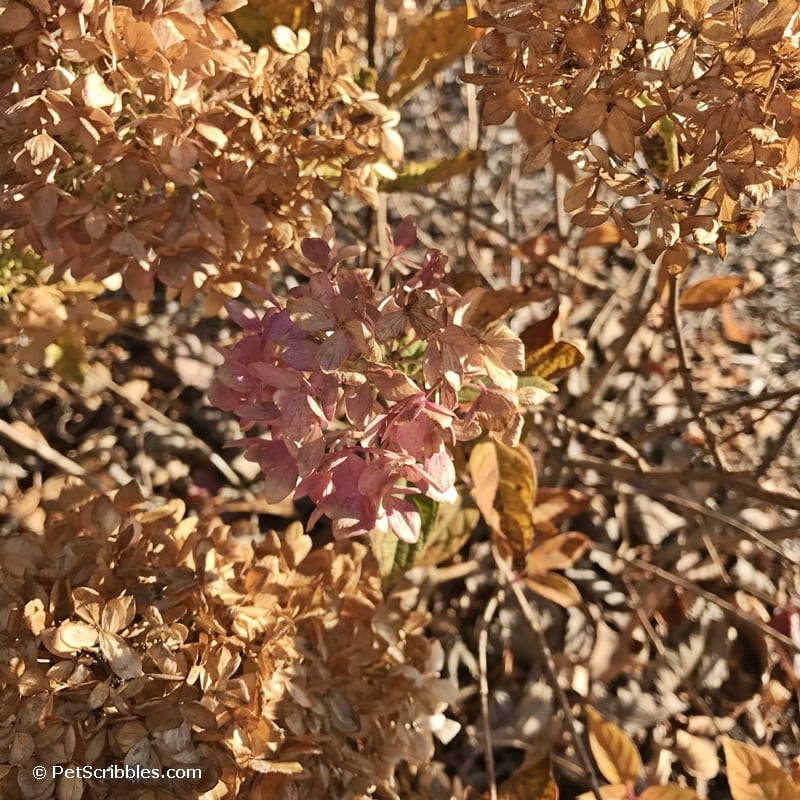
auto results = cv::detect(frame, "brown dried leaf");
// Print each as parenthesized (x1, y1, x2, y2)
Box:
(640, 788, 704, 800)
(669, 37, 696, 87)
(573, 202, 611, 228)
(722, 738, 800, 800)
(721, 303, 756, 344)
(526, 532, 589, 572)
(102, 595, 136, 633)
(580, 222, 623, 247)
(556, 100, 607, 141)
(644, 0, 671, 43)
(23, 599, 47, 636)
(564, 177, 598, 213)
(459, 284, 553, 331)
(382, 4, 477, 106)
(51, 620, 99, 652)
(0, 1, 33, 33)
(563, 22, 603, 67)
(524, 571, 583, 607)
(72, 587, 103, 625)
(272, 24, 310, 54)
(679, 275, 751, 310)
(80, 73, 117, 108)
(24, 133, 56, 165)
(99, 631, 144, 680)
(746, 0, 797, 47)
(31, 184, 58, 227)
(605, 105, 638, 160)
(531, 488, 591, 536)
(577, 788, 631, 800)
(469, 440, 536, 563)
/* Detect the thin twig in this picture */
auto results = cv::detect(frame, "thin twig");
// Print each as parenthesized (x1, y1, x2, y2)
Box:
(624, 575, 720, 721)
(619, 550, 800, 653)
(477, 591, 502, 800)
(667, 271, 729, 471)
(0, 417, 111, 493)
(556, 414, 651, 472)
(564, 455, 800, 513)
(570, 259, 657, 418)
(627, 388, 800, 450)
(493, 546, 604, 800)
(85, 365, 248, 493)
(643, 489, 798, 565)
(755, 402, 800, 478)
(462, 50, 480, 274)
(508, 141, 522, 286)
(366, 0, 377, 68)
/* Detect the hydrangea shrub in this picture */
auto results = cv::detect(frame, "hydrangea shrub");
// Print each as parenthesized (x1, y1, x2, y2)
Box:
(209, 220, 535, 542)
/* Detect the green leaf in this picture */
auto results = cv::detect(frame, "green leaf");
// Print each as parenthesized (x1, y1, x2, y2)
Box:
(370, 493, 478, 587)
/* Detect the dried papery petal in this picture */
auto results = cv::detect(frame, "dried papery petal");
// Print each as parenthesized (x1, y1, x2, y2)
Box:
(0, 0, 403, 303)
(463, 0, 800, 258)
(0, 481, 457, 798)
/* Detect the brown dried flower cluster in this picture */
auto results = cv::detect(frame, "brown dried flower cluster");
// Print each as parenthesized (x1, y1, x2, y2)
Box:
(0, 481, 455, 799)
(465, 0, 800, 266)
(0, 0, 402, 302)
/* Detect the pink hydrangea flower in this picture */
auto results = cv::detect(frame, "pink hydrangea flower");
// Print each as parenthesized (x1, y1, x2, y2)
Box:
(209, 222, 529, 542)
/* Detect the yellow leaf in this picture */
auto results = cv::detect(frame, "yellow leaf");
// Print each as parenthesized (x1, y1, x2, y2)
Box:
(524, 571, 583, 607)
(586, 706, 642, 786)
(380, 4, 478, 106)
(497, 753, 558, 800)
(414, 495, 480, 568)
(525, 340, 584, 380)
(640, 786, 704, 800)
(379, 149, 485, 192)
(369, 494, 480, 587)
(469, 440, 536, 564)
(722, 738, 800, 800)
